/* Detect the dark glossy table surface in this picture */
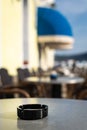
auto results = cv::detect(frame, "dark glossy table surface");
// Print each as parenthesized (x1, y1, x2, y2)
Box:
(0, 98, 87, 130)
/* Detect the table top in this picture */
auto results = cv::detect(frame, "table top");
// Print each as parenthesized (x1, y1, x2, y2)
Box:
(0, 98, 87, 130)
(25, 76, 85, 84)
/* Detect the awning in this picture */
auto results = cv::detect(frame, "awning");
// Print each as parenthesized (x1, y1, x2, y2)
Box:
(37, 7, 74, 49)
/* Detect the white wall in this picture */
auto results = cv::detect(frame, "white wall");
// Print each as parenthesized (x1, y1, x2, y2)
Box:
(1, 0, 23, 75)
(1, 0, 55, 75)
(1, 0, 39, 74)
(0, 0, 2, 67)
(28, 0, 39, 70)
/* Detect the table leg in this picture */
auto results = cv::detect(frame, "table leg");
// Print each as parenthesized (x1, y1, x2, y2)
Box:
(61, 84, 68, 98)
(51, 84, 61, 98)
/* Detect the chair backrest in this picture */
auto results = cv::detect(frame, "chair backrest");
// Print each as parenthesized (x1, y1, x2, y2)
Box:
(23, 68, 30, 78)
(0, 68, 13, 86)
(17, 68, 30, 82)
(17, 68, 25, 82)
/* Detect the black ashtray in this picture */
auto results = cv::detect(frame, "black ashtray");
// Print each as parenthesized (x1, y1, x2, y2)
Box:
(17, 104, 48, 120)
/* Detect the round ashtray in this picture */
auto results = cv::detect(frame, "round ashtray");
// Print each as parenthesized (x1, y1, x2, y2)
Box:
(17, 104, 48, 120)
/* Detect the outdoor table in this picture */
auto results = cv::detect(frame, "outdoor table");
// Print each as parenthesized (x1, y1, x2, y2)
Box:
(25, 76, 85, 98)
(0, 98, 87, 130)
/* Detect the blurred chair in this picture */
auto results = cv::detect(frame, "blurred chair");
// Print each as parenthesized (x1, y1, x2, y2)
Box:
(72, 85, 87, 100)
(0, 88, 30, 98)
(0, 68, 13, 86)
(17, 68, 45, 97)
(17, 68, 30, 82)
(17, 68, 25, 82)
(24, 68, 30, 77)
(17, 68, 40, 97)
(0, 68, 31, 98)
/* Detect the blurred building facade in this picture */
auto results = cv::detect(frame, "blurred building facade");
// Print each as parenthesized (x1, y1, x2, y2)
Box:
(0, 0, 74, 75)
(0, 0, 56, 75)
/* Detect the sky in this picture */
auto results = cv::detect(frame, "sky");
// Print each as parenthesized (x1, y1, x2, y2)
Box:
(55, 0, 87, 55)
